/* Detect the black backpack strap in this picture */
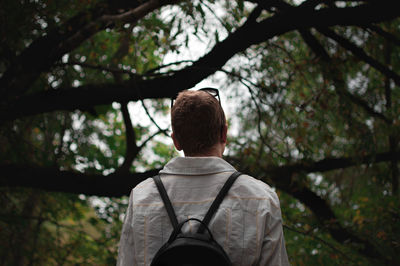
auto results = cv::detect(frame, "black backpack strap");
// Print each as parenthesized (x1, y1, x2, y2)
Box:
(198, 171, 242, 234)
(153, 175, 179, 230)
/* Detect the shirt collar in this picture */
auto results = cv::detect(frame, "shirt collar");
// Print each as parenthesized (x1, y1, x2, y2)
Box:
(159, 156, 236, 175)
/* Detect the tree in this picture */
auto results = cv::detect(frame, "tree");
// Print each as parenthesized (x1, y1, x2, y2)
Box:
(1, 0, 399, 264)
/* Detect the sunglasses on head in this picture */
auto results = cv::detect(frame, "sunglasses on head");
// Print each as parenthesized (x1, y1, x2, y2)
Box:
(170, 88, 221, 109)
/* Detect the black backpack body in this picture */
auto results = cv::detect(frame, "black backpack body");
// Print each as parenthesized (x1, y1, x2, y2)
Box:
(151, 172, 242, 266)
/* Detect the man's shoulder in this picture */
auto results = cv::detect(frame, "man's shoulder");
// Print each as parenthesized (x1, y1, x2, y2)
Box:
(129, 177, 158, 203)
(133, 176, 155, 191)
(232, 173, 279, 202)
(235, 173, 273, 191)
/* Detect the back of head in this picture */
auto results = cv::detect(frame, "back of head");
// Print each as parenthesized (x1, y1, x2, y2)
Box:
(171, 90, 226, 156)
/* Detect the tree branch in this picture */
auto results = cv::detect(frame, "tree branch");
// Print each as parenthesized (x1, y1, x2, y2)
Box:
(227, 148, 400, 260)
(144, 60, 195, 74)
(299, 29, 331, 61)
(2, 1, 399, 121)
(138, 129, 164, 150)
(55, 61, 146, 83)
(336, 85, 392, 124)
(258, 150, 400, 261)
(366, 24, 400, 47)
(300, 28, 392, 124)
(101, 0, 181, 24)
(0, 2, 109, 99)
(112, 25, 140, 174)
(3, 149, 398, 197)
(0, 0, 180, 100)
(2, 148, 398, 259)
(269, 149, 400, 175)
(384, 38, 399, 195)
(139, 98, 170, 137)
(317, 27, 400, 87)
(0, 164, 160, 197)
(241, 5, 263, 27)
(117, 103, 139, 173)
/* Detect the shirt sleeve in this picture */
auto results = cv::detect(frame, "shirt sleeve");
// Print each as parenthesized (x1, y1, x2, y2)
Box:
(258, 192, 290, 266)
(117, 189, 136, 266)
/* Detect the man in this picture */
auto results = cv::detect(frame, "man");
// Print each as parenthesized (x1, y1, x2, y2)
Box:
(117, 88, 290, 265)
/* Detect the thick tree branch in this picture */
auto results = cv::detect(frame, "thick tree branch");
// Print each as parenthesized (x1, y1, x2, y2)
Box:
(299, 29, 331, 61)
(2, 149, 398, 259)
(241, 5, 263, 27)
(2, 150, 398, 197)
(384, 39, 399, 195)
(0, 164, 160, 197)
(2, 1, 399, 121)
(266, 149, 400, 175)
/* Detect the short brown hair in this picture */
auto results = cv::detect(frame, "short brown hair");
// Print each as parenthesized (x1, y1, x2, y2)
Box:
(171, 90, 226, 155)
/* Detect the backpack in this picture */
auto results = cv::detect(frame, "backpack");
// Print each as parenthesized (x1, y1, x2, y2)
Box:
(151, 171, 242, 266)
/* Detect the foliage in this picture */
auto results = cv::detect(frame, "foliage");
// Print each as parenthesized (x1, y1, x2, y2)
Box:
(1, 0, 400, 265)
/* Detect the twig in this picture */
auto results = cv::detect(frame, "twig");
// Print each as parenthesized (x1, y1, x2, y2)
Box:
(239, 78, 287, 159)
(139, 98, 170, 137)
(100, 0, 181, 24)
(118, 103, 139, 173)
(138, 129, 165, 150)
(57, 61, 137, 76)
(128, 70, 170, 137)
(200, 1, 234, 33)
(144, 60, 194, 74)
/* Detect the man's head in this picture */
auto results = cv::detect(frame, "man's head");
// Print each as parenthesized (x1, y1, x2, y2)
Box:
(171, 89, 227, 157)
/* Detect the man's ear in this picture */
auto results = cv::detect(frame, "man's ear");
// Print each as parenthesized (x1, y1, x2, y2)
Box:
(221, 124, 228, 144)
(172, 132, 182, 151)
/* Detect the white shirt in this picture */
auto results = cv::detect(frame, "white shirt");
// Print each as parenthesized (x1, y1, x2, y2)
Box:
(117, 157, 290, 266)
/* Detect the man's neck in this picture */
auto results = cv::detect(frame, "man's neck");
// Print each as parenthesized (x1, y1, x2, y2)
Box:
(184, 144, 224, 158)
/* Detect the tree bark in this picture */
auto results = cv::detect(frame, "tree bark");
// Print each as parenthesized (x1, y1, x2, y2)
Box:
(1, 150, 398, 196)
(0, 164, 160, 197)
(2, 1, 400, 121)
(0, 0, 181, 101)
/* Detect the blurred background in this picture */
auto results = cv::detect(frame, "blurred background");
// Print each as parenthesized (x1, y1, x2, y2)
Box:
(0, 0, 399, 265)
